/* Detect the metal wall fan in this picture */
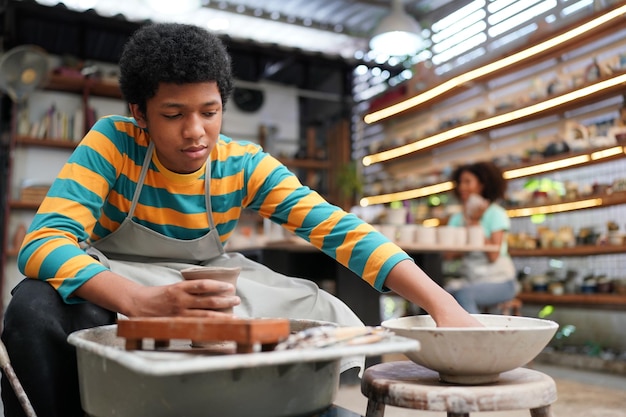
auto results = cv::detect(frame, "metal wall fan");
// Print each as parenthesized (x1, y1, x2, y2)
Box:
(0, 45, 49, 102)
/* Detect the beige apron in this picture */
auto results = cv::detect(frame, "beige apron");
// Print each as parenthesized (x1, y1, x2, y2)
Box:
(461, 248, 516, 284)
(88, 142, 364, 373)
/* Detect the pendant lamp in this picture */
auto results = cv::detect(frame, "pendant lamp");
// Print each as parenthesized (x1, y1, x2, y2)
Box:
(369, 0, 423, 56)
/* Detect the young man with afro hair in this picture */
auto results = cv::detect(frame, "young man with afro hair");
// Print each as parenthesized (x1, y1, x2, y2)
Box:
(1, 23, 479, 417)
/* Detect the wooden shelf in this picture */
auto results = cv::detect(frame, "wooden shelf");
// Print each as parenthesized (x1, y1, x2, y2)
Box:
(258, 122, 350, 208)
(368, 144, 626, 206)
(510, 244, 626, 257)
(16, 136, 78, 149)
(44, 73, 89, 94)
(45, 73, 121, 99)
(373, 71, 626, 164)
(86, 79, 122, 98)
(500, 144, 626, 179)
(397, 189, 626, 226)
(518, 292, 626, 309)
(231, 238, 499, 254)
(505, 189, 626, 217)
(9, 200, 41, 210)
(279, 158, 330, 169)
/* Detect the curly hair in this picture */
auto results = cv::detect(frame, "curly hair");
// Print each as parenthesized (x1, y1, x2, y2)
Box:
(119, 23, 234, 114)
(451, 161, 507, 202)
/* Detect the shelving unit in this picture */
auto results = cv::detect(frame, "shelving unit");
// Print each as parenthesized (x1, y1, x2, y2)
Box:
(259, 121, 351, 209)
(359, 70, 626, 206)
(279, 155, 331, 194)
(355, 4, 626, 309)
(358, 4, 626, 207)
(7, 201, 41, 210)
(362, 143, 626, 208)
(518, 292, 626, 310)
(364, 70, 626, 171)
(510, 244, 626, 257)
(0, 73, 125, 301)
(45, 73, 122, 99)
(279, 158, 330, 170)
(363, 3, 626, 128)
(15, 135, 78, 149)
(421, 188, 626, 223)
(506, 189, 626, 218)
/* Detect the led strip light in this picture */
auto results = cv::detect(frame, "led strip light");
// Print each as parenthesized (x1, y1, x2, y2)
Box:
(360, 146, 626, 206)
(363, 3, 626, 125)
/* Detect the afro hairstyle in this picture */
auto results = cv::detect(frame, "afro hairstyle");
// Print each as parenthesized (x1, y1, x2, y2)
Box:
(118, 22, 234, 114)
(451, 161, 507, 202)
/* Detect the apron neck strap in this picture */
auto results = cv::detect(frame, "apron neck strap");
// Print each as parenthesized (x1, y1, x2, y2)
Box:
(129, 142, 216, 231)
(128, 141, 155, 218)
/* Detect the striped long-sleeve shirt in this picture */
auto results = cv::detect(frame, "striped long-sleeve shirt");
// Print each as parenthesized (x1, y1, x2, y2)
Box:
(18, 115, 410, 303)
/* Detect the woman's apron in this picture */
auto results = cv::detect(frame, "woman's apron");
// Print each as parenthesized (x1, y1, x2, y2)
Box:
(88, 142, 364, 373)
(461, 251, 516, 284)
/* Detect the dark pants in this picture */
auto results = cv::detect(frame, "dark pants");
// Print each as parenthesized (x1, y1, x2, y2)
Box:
(1, 279, 116, 417)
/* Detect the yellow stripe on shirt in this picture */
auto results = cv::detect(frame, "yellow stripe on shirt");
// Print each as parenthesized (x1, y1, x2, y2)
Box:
(57, 162, 111, 198)
(38, 197, 97, 235)
(334, 223, 375, 266)
(361, 241, 400, 286)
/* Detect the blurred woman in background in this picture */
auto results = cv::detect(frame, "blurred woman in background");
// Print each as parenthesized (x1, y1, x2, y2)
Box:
(444, 161, 518, 313)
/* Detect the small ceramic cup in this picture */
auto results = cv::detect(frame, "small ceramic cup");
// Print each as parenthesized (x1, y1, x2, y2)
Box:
(180, 266, 241, 314)
(379, 225, 397, 241)
(436, 226, 456, 246)
(467, 225, 484, 247)
(397, 224, 418, 245)
(180, 266, 241, 349)
(415, 226, 436, 245)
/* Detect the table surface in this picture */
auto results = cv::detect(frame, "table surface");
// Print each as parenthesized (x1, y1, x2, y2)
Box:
(226, 237, 488, 326)
(229, 238, 499, 253)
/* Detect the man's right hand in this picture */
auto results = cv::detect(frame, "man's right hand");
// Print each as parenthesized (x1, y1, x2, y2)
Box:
(73, 270, 240, 318)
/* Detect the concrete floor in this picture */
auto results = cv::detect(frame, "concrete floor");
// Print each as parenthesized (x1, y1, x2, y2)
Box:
(335, 361, 626, 417)
(1, 359, 624, 416)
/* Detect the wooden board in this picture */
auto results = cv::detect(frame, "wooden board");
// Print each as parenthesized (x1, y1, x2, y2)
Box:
(117, 317, 291, 353)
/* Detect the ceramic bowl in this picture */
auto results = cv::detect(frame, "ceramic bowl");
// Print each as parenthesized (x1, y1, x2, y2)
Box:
(381, 314, 558, 384)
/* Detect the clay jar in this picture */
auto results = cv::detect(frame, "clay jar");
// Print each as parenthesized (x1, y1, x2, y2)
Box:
(180, 266, 241, 349)
(180, 266, 241, 314)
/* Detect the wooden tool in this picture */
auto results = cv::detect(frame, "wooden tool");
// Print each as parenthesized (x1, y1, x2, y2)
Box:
(117, 317, 291, 354)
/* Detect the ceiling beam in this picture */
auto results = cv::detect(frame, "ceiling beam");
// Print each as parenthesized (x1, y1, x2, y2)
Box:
(200, 0, 385, 38)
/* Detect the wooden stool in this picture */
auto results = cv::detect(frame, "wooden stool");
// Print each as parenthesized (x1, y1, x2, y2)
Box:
(361, 361, 557, 417)
(482, 298, 523, 316)
(497, 297, 523, 315)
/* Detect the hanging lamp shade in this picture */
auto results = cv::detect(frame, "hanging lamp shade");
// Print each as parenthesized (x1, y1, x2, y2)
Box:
(369, 0, 423, 56)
